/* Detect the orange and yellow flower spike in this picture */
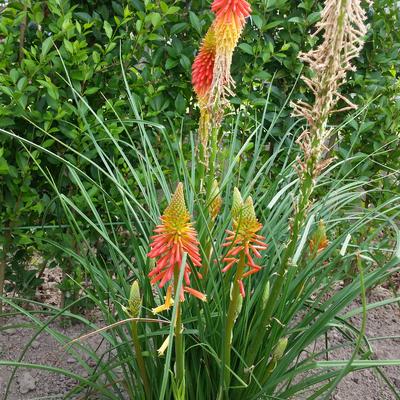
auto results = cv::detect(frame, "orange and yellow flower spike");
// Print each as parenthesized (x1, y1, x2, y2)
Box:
(191, 0, 251, 151)
(210, 0, 251, 104)
(222, 188, 267, 297)
(192, 24, 217, 148)
(148, 183, 206, 312)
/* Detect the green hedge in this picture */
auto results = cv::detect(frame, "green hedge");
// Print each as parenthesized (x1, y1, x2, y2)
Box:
(0, 0, 399, 297)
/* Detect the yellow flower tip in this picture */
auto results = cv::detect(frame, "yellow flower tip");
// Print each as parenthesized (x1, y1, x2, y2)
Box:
(157, 336, 170, 357)
(242, 196, 257, 221)
(152, 286, 174, 314)
(164, 182, 189, 225)
(231, 187, 244, 219)
(152, 304, 170, 315)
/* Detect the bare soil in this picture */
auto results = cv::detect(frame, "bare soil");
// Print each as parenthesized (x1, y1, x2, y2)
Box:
(0, 283, 399, 399)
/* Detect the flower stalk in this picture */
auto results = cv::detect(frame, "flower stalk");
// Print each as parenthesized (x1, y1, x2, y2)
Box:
(245, 0, 369, 372)
(192, 0, 251, 193)
(173, 265, 185, 387)
(222, 252, 245, 390)
(221, 188, 267, 392)
(126, 281, 151, 399)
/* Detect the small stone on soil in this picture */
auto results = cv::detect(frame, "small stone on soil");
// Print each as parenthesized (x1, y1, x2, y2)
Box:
(393, 377, 400, 389)
(18, 372, 36, 394)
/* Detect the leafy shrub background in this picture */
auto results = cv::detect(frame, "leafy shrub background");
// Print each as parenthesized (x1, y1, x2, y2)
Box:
(0, 0, 399, 298)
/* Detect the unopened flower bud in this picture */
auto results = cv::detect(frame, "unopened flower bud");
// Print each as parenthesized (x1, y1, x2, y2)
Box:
(230, 283, 243, 321)
(128, 280, 142, 318)
(209, 179, 222, 220)
(262, 281, 270, 310)
(272, 337, 288, 361)
(309, 219, 328, 256)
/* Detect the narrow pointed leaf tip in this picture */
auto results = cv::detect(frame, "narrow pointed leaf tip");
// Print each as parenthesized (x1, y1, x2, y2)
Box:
(147, 183, 206, 311)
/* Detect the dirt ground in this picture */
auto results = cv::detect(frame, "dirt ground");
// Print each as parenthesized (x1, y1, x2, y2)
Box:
(0, 283, 399, 399)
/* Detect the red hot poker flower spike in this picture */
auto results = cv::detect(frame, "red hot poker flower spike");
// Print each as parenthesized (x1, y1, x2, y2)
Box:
(192, 24, 217, 101)
(222, 188, 267, 297)
(212, 0, 251, 29)
(209, 0, 251, 105)
(192, 24, 217, 149)
(148, 183, 206, 313)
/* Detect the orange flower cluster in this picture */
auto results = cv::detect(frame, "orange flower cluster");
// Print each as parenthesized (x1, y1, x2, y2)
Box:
(211, 0, 251, 101)
(148, 183, 206, 313)
(192, 0, 251, 148)
(192, 26, 217, 102)
(192, 26, 217, 147)
(222, 188, 267, 297)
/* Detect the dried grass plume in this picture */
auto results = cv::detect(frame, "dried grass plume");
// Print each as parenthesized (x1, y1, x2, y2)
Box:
(292, 0, 370, 179)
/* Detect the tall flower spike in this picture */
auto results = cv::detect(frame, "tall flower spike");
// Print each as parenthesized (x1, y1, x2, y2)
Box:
(148, 183, 206, 313)
(191, 0, 251, 155)
(192, 24, 217, 101)
(222, 189, 267, 297)
(210, 0, 251, 105)
(291, 0, 369, 180)
(192, 24, 217, 150)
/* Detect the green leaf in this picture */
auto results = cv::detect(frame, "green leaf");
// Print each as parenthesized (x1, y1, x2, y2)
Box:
(174, 94, 186, 114)
(238, 43, 253, 55)
(63, 39, 74, 54)
(41, 36, 53, 58)
(85, 87, 100, 95)
(10, 69, 19, 84)
(265, 20, 284, 30)
(170, 22, 187, 35)
(104, 20, 113, 39)
(251, 15, 263, 30)
(179, 55, 191, 71)
(189, 11, 202, 35)
(307, 12, 321, 25)
(150, 13, 161, 28)
(166, 6, 180, 15)
(165, 58, 178, 69)
(0, 156, 9, 174)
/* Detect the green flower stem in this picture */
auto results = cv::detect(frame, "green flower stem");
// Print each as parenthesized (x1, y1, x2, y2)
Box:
(197, 140, 207, 194)
(244, 137, 318, 371)
(174, 266, 185, 387)
(205, 125, 219, 201)
(130, 321, 152, 399)
(203, 125, 219, 276)
(223, 252, 246, 392)
(242, 0, 350, 357)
